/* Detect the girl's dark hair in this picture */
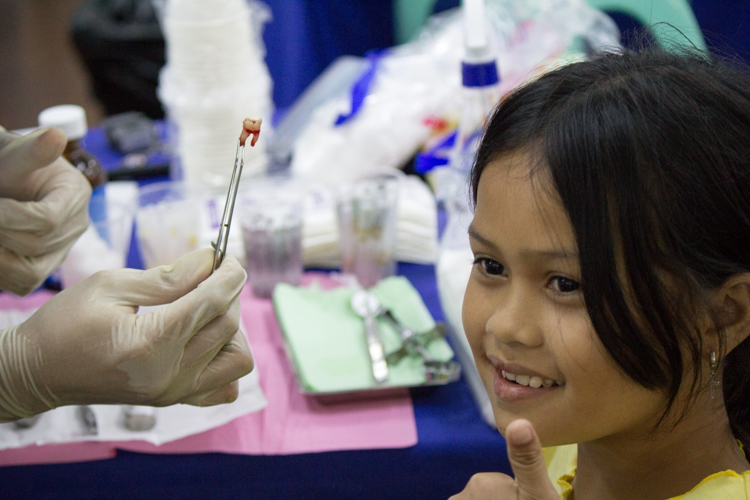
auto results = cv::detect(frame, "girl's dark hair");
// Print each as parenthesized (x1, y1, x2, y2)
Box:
(471, 47, 750, 449)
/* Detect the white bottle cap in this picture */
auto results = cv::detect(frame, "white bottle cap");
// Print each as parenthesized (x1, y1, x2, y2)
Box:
(38, 105, 88, 141)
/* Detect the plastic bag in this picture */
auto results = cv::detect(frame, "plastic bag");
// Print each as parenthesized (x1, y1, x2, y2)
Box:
(288, 0, 620, 184)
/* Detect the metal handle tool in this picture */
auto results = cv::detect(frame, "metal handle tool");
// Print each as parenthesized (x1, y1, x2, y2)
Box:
(212, 140, 245, 273)
(364, 311, 390, 384)
(350, 290, 389, 384)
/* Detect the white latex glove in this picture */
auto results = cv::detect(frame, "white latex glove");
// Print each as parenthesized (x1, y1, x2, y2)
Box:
(0, 248, 254, 422)
(0, 125, 91, 296)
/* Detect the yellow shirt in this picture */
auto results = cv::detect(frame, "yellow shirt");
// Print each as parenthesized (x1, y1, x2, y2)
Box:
(544, 444, 750, 499)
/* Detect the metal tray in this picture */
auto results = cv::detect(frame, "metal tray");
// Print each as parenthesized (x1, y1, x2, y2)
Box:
(277, 324, 462, 403)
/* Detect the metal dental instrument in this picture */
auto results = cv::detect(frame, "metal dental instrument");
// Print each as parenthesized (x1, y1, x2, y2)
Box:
(350, 290, 389, 385)
(212, 119, 261, 273)
(211, 140, 244, 273)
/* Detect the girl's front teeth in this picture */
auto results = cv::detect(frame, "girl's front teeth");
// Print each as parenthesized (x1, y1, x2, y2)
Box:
(502, 370, 562, 388)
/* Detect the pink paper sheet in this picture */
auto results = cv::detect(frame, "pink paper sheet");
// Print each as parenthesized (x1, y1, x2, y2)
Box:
(0, 274, 417, 465)
(118, 275, 418, 455)
(0, 442, 115, 467)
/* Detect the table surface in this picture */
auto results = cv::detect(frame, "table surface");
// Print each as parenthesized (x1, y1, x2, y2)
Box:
(0, 133, 510, 498)
(0, 264, 510, 499)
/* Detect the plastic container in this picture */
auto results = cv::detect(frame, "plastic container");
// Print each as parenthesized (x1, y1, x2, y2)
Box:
(241, 199, 304, 299)
(38, 105, 107, 189)
(336, 176, 400, 288)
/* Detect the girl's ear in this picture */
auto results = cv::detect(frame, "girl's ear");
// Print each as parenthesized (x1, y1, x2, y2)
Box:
(710, 273, 750, 352)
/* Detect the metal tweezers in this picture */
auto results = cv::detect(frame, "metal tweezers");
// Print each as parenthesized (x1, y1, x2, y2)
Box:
(211, 139, 245, 273)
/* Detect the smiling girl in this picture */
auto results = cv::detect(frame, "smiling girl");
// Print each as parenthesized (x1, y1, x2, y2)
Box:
(452, 48, 750, 499)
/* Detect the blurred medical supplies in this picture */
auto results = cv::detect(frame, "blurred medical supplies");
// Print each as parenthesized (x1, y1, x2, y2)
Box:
(136, 182, 204, 268)
(305, 174, 437, 268)
(350, 290, 390, 385)
(37, 105, 107, 188)
(136, 173, 436, 271)
(273, 276, 458, 396)
(212, 119, 262, 273)
(102, 112, 161, 154)
(286, 0, 619, 184)
(106, 161, 171, 182)
(121, 406, 157, 432)
(241, 195, 303, 299)
(378, 307, 460, 382)
(0, 318, 266, 449)
(266, 56, 370, 171)
(78, 406, 98, 435)
(449, 0, 501, 178)
(59, 182, 137, 288)
(336, 176, 400, 288)
(156, 0, 273, 187)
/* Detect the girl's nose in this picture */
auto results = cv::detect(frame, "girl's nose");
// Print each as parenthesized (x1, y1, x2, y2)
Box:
(485, 287, 545, 348)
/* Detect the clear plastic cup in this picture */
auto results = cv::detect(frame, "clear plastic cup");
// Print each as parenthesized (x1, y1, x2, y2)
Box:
(241, 198, 303, 299)
(336, 176, 400, 288)
(136, 182, 204, 268)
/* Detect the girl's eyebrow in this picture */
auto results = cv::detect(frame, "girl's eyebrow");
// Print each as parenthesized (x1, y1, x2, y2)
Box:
(467, 225, 579, 260)
(468, 225, 499, 251)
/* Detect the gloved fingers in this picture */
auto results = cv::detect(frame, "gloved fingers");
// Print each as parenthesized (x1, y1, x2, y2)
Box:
(0, 247, 69, 296)
(97, 248, 216, 307)
(0, 157, 90, 258)
(180, 330, 253, 406)
(0, 198, 89, 257)
(153, 254, 247, 340)
(180, 293, 241, 370)
(194, 381, 241, 407)
(0, 128, 67, 193)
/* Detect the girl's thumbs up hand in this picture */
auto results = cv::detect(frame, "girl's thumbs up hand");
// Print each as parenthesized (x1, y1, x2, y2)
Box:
(449, 419, 559, 499)
(506, 419, 559, 499)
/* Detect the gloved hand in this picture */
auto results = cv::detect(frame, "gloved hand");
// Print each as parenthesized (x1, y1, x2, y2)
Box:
(0, 249, 254, 422)
(0, 125, 91, 296)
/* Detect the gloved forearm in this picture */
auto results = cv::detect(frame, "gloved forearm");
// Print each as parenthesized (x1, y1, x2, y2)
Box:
(0, 325, 56, 422)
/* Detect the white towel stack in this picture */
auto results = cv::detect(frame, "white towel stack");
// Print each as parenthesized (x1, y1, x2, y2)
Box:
(157, 0, 273, 188)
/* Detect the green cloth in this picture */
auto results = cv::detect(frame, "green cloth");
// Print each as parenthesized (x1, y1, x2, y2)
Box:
(273, 276, 454, 393)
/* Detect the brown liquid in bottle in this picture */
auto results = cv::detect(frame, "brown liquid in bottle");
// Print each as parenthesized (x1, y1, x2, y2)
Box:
(63, 139, 107, 188)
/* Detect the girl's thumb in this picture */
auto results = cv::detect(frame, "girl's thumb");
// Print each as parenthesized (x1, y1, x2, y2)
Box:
(506, 419, 559, 500)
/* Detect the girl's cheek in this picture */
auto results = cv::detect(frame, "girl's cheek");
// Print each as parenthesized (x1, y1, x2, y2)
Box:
(463, 277, 498, 361)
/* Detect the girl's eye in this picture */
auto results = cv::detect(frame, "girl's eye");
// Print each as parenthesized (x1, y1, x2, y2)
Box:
(474, 257, 505, 276)
(549, 276, 581, 293)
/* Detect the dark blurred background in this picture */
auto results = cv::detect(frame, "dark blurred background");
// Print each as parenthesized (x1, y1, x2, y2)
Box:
(1, 0, 748, 130)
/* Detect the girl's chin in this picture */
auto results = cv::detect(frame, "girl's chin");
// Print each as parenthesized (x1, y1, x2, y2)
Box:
(490, 411, 564, 447)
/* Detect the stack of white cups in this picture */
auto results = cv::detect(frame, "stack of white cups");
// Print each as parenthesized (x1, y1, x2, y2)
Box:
(157, 0, 273, 188)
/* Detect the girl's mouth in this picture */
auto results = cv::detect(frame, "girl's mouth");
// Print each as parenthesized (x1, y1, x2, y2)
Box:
(492, 367, 565, 402)
(501, 370, 564, 388)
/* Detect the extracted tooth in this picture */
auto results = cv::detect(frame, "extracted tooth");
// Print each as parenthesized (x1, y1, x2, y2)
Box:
(555, 381, 564, 386)
(515, 375, 530, 386)
(505, 372, 516, 381)
(529, 376, 543, 388)
(543, 379, 553, 387)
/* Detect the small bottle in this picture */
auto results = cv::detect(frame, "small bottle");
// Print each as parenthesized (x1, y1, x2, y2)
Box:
(38, 105, 107, 188)
(448, 0, 501, 179)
